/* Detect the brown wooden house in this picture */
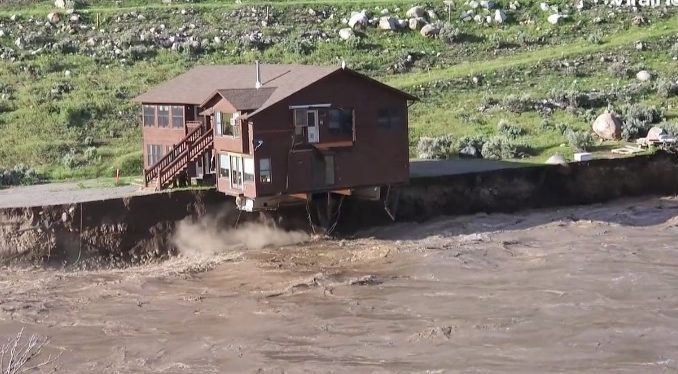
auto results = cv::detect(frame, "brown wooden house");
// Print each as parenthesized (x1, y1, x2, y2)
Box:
(133, 63, 417, 211)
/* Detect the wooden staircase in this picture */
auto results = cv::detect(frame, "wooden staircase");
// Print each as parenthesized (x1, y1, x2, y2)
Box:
(144, 125, 214, 190)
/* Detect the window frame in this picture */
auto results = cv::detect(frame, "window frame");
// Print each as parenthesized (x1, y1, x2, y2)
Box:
(143, 105, 155, 127)
(378, 107, 402, 129)
(219, 154, 230, 179)
(157, 105, 170, 128)
(259, 158, 271, 183)
(171, 105, 184, 128)
(243, 157, 254, 183)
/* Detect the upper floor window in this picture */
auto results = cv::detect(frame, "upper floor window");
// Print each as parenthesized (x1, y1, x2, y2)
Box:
(230, 113, 241, 138)
(377, 107, 402, 129)
(143, 105, 155, 127)
(329, 109, 353, 135)
(157, 105, 170, 128)
(215, 112, 241, 137)
(171, 106, 184, 128)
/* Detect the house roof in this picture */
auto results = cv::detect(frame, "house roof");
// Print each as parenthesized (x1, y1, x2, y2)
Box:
(133, 64, 417, 117)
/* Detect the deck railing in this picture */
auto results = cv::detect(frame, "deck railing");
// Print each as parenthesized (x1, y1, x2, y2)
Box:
(144, 125, 213, 189)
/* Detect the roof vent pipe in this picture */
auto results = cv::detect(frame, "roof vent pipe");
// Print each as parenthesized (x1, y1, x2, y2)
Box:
(255, 60, 262, 89)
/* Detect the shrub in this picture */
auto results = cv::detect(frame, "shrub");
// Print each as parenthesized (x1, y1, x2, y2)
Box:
(587, 30, 603, 45)
(565, 129, 595, 151)
(515, 31, 534, 47)
(0, 164, 40, 187)
(289, 39, 314, 55)
(655, 78, 678, 98)
(480, 136, 532, 160)
(660, 121, 678, 137)
(539, 118, 555, 131)
(83, 146, 98, 162)
(497, 119, 526, 138)
(61, 150, 77, 169)
(439, 23, 462, 44)
(457, 135, 486, 151)
(501, 94, 533, 113)
(556, 122, 570, 134)
(607, 61, 632, 78)
(621, 104, 664, 126)
(621, 118, 651, 141)
(672, 43, 678, 58)
(416, 135, 456, 159)
(345, 36, 364, 50)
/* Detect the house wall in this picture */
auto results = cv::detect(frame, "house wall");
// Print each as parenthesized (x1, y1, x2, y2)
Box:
(250, 70, 410, 197)
(141, 103, 188, 168)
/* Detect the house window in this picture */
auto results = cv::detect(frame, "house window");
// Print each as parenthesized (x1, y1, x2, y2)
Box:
(146, 144, 162, 166)
(294, 109, 308, 136)
(157, 105, 170, 128)
(243, 157, 254, 183)
(143, 105, 155, 127)
(219, 154, 230, 179)
(230, 155, 242, 188)
(329, 109, 353, 135)
(230, 113, 241, 138)
(259, 158, 271, 183)
(171, 106, 184, 128)
(378, 107, 402, 129)
(215, 112, 233, 136)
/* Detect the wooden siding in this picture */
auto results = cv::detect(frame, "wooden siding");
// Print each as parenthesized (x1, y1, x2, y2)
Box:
(250, 70, 410, 197)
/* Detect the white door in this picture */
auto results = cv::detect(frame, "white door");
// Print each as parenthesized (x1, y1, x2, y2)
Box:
(307, 110, 319, 143)
(195, 157, 204, 179)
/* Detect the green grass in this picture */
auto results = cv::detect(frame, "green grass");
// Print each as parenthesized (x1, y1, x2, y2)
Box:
(0, 0, 676, 182)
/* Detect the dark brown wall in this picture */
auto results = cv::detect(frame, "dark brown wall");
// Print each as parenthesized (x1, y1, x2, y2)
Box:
(250, 70, 410, 197)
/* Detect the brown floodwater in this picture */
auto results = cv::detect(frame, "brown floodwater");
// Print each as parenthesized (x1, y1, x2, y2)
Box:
(2, 196, 678, 373)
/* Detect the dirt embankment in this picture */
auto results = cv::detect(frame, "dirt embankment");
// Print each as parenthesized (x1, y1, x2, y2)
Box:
(3, 152, 678, 266)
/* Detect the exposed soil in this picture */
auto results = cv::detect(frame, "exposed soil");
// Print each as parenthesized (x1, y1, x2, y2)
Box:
(2, 196, 678, 372)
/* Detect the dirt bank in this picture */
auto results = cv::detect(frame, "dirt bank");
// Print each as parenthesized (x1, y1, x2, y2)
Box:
(3, 152, 678, 265)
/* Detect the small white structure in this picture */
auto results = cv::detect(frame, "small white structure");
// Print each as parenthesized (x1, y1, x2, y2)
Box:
(574, 152, 593, 162)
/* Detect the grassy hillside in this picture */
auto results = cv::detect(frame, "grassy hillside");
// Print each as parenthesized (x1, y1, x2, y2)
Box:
(0, 0, 676, 180)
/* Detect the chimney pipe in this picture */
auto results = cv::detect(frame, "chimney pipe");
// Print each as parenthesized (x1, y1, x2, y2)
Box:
(255, 60, 262, 89)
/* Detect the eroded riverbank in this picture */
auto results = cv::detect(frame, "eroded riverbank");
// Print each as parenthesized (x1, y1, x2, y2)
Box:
(2, 196, 678, 372)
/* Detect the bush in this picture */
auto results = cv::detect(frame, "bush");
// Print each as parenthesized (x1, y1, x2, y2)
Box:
(660, 121, 678, 137)
(439, 23, 462, 44)
(672, 43, 678, 58)
(497, 119, 526, 138)
(109, 151, 143, 176)
(539, 118, 555, 131)
(607, 61, 632, 78)
(480, 136, 532, 160)
(457, 135, 486, 154)
(655, 78, 678, 98)
(565, 129, 595, 152)
(501, 94, 533, 113)
(621, 118, 651, 141)
(587, 30, 603, 45)
(0, 164, 40, 187)
(621, 104, 664, 126)
(416, 135, 456, 159)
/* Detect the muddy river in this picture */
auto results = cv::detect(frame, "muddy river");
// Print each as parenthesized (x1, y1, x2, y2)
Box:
(2, 196, 678, 373)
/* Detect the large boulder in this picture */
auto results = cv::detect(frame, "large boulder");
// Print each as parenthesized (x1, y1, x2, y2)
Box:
(592, 112, 622, 140)
(481, 0, 496, 9)
(647, 126, 666, 141)
(378, 16, 399, 30)
(636, 70, 652, 82)
(55, 0, 66, 8)
(338, 28, 354, 40)
(348, 11, 368, 30)
(420, 23, 440, 37)
(406, 6, 426, 18)
(408, 17, 428, 30)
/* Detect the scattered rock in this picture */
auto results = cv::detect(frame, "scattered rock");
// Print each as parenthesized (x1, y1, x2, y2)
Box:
(547, 14, 566, 25)
(634, 41, 645, 50)
(545, 154, 567, 165)
(468, 1, 480, 9)
(348, 11, 369, 30)
(338, 28, 354, 40)
(460, 145, 481, 158)
(494, 9, 507, 23)
(636, 70, 652, 82)
(632, 15, 647, 26)
(406, 6, 426, 18)
(592, 112, 622, 140)
(509, 1, 520, 10)
(397, 19, 408, 29)
(378, 16, 399, 30)
(540, 2, 550, 11)
(481, 0, 496, 9)
(420, 23, 440, 37)
(647, 126, 666, 141)
(47, 12, 61, 24)
(427, 10, 438, 20)
(54, 0, 66, 8)
(460, 11, 473, 22)
(408, 17, 428, 31)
